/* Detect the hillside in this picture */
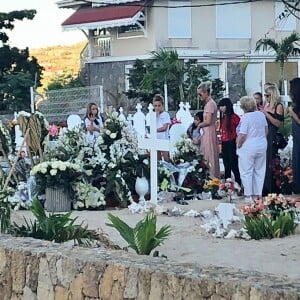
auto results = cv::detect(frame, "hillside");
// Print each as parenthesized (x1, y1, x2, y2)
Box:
(30, 41, 86, 91)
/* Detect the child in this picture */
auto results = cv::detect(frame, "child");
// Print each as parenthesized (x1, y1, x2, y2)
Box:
(187, 111, 204, 146)
(84, 102, 103, 143)
(153, 94, 171, 161)
(218, 98, 241, 186)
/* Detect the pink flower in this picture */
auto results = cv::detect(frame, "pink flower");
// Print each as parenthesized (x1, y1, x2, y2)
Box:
(49, 124, 59, 137)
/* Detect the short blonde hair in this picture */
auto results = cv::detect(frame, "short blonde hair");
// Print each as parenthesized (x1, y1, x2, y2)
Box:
(240, 96, 256, 112)
(197, 81, 212, 95)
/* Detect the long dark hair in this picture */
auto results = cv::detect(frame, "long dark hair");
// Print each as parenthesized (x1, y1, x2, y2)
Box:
(290, 77, 300, 113)
(188, 111, 204, 137)
(218, 98, 235, 133)
(85, 102, 100, 125)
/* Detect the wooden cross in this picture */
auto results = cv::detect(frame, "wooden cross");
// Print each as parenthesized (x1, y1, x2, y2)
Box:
(137, 103, 169, 205)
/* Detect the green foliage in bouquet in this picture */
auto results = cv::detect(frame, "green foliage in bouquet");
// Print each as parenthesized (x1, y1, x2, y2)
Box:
(241, 194, 298, 240)
(106, 212, 171, 255)
(10, 199, 100, 246)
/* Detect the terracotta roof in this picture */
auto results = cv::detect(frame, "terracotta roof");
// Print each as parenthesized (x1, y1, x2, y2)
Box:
(62, 1, 147, 30)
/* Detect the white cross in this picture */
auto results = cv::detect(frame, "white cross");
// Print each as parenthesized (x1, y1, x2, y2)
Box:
(137, 103, 169, 205)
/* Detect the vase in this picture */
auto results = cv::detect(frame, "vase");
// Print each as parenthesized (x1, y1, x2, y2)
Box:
(45, 187, 71, 212)
(135, 177, 149, 202)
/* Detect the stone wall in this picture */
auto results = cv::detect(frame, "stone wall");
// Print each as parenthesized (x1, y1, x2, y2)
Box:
(0, 235, 299, 300)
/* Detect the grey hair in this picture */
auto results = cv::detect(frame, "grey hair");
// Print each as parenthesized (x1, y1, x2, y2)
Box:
(240, 96, 257, 112)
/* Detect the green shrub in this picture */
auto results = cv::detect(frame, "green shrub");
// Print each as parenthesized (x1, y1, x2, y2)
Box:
(10, 199, 99, 246)
(244, 212, 297, 240)
(106, 212, 171, 255)
(242, 194, 298, 240)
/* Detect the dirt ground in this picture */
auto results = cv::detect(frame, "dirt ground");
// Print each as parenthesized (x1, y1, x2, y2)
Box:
(13, 199, 300, 280)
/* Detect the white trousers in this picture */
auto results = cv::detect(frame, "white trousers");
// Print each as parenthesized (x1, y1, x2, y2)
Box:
(238, 149, 266, 196)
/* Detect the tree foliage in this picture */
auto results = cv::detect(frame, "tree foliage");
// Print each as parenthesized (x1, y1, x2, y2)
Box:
(126, 49, 224, 110)
(255, 32, 300, 90)
(46, 71, 84, 91)
(0, 10, 43, 113)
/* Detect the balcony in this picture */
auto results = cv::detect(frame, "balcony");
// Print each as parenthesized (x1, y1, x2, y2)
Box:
(92, 36, 111, 57)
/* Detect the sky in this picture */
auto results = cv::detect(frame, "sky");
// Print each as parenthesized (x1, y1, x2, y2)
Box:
(1, 0, 85, 49)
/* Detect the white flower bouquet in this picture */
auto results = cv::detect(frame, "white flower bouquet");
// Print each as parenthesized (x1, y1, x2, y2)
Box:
(73, 182, 106, 209)
(30, 160, 81, 189)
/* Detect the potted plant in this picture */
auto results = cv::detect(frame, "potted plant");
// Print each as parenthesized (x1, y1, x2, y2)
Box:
(30, 160, 81, 212)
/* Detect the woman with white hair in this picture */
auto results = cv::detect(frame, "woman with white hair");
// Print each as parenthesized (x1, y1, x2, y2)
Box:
(236, 96, 268, 202)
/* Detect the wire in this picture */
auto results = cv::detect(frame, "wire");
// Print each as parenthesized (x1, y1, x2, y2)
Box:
(84, 0, 263, 8)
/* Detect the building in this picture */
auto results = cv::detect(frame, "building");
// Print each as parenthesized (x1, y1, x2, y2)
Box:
(58, 0, 300, 105)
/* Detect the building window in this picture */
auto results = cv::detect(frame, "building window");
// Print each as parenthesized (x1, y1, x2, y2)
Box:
(200, 64, 220, 79)
(168, 0, 191, 38)
(216, 0, 251, 38)
(275, 2, 296, 31)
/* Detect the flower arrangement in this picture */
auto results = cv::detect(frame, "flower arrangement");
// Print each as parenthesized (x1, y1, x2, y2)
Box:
(48, 124, 59, 140)
(217, 178, 241, 198)
(73, 182, 106, 209)
(0, 120, 12, 155)
(270, 157, 293, 194)
(158, 134, 209, 194)
(30, 160, 81, 191)
(95, 112, 140, 206)
(241, 194, 298, 239)
(203, 177, 221, 194)
(170, 117, 181, 127)
(173, 134, 199, 163)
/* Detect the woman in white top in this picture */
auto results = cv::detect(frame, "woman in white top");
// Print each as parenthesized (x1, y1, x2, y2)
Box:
(153, 94, 171, 160)
(236, 96, 268, 202)
(84, 102, 103, 143)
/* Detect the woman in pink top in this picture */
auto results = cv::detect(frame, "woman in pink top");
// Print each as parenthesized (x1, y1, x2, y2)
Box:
(197, 81, 220, 178)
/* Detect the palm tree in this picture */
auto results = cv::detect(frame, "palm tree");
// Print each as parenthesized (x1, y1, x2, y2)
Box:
(141, 48, 185, 108)
(255, 32, 300, 91)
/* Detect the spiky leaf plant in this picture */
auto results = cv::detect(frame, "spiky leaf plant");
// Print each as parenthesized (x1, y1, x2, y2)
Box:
(106, 212, 171, 255)
(10, 199, 99, 246)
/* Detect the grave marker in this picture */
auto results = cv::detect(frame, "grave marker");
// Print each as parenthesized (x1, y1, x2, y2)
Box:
(137, 103, 169, 205)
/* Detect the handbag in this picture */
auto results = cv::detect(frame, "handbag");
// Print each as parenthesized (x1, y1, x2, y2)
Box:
(274, 131, 288, 149)
(273, 103, 288, 150)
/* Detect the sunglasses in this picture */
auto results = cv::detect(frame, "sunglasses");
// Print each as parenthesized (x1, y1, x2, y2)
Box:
(264, 94, 270, 97)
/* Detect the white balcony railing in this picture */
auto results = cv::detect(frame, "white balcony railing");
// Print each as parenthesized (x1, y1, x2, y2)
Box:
(92, 37, 111, 57)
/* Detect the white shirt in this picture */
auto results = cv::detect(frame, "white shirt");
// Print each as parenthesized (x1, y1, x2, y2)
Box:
(84, 117, 103, 142)
(237, 111, 267, 155)
(156, 111, 171, 140)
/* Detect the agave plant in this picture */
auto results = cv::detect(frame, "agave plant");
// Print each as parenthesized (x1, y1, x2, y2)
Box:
(106, 212, 171, 255)
(10, 199, 100, 246)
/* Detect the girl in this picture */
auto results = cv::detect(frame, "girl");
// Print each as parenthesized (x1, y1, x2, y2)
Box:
(84, 102, 103, 143)
(153, 94, 171, 161)
(218, 98, 241, 185)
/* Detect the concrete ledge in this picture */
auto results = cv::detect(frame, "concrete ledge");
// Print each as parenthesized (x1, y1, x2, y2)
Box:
(0, 235, 299, 300)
